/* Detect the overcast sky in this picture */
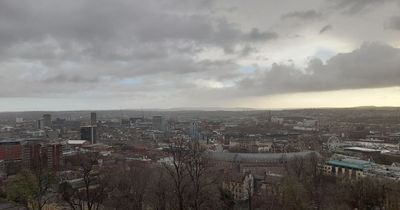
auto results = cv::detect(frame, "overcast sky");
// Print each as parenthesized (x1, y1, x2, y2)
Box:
(1, 0, 400, 111)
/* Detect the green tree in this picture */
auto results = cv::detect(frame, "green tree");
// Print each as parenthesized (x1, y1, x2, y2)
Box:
(6, 169, 57, 210)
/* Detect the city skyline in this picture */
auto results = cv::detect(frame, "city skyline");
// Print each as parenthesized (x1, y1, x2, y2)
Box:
(1, 0, 400, 111)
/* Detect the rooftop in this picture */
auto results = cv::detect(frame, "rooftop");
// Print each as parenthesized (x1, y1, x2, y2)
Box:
(207, 151, 318, 163)
(327, 159, 371, 170)
(67, 140, 88, 145)
(344, 147, 381, 153)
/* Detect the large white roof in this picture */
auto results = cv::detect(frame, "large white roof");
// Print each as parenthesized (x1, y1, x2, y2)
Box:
(67, 140, 87, 145)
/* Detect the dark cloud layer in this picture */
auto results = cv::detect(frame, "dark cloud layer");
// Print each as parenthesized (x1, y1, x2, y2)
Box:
(0, 0, 399, 109)
(0, 0, 277, 61)
(281, 10, 322, 20)
(389, 16, 400, 30)
(0, 0, 276, 97)
(238, 43, 400, 95)
(328, 0, 395, 14)
(319, 25, 332, 34)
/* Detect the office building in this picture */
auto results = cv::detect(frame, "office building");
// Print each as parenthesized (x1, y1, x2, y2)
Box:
(152, 116, 163, 131)
(36, 119, 43, 129)
(81, 126, 97, 144)
(42, 114, 52, 128)
(90, 112, 97, 126)
(190, 120, 200, 140)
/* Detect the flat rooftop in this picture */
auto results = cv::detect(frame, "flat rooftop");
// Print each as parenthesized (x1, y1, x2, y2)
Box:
(327, 159, 371, 170)
(344, 147, 381, 153)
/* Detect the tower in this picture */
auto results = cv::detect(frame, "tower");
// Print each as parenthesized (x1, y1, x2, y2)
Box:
(81, 125, 96, 144)
(80, 126, 97, 144)
(152, 116, 163, 131)
(190, 120, 200, 140)
(42, 114, 52, 128)
(90, 112, 97, 126)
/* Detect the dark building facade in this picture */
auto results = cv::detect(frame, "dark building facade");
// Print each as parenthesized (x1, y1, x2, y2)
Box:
(42, 114, 52, 128)
(152, 116, 163, 131)
(22, 142, 62, 170)
(81, 126, 97, 144)
(90, 112, 97, 126)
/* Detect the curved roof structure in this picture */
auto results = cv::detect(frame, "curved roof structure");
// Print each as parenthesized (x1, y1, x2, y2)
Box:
(207, 151, 319, 163)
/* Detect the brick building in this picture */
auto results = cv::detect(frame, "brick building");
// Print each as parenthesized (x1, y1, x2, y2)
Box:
(0, 139, 23, 161)
(22, 142, 63, 170)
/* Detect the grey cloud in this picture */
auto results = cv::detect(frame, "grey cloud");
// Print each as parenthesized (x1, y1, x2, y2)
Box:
(237, 43, 400, 95)
(388, 16, 400, 30)
(243, 28, 278, 42)
(0, 0, 398, 108)
(0, 0, 282, 100)
(43, 74, 100, 84)
(327, 0, 394, 14)
(281, 10, 322, 20)
(319, 25, 332, 34)
(239, 45, 257, 57)
(0, 0, 278, 62)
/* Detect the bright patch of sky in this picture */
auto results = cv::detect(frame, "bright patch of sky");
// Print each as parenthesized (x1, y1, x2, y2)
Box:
(313, 48, 336, 62)
(239, 66, 256, 74)
(119, 78, 142, 86)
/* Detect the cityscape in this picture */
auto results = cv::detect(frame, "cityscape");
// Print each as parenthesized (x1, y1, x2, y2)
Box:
(1, 0, 400, 210)
(1, 108, 400, 209)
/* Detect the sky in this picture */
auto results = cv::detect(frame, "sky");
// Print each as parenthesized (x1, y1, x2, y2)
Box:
(1, 0, 400, 111)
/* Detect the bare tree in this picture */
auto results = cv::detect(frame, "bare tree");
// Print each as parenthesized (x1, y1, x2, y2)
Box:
(147, 168, 170, 210)
(106, 162, 152, 210)
(163, 139, 189, 210)
(163, 139, 225, 210)
(185, 141, 209, 210)
(286, 155, 306, 179)
(59, 153, 107, 210)
(245, 173, 254, 210)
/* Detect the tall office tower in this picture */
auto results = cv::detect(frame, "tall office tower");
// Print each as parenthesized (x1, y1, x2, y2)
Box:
(80, 126, 97, 144)
(267, 111, 272, 122)
(152, 116, 163, 131)
(90, 112, 97, 126)
(36, 119, 43, 129)
(42, 114, 52, 128)
(190, 121, 200, 140)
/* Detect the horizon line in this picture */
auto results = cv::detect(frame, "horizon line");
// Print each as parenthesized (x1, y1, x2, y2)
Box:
(0, 105, 400, 113)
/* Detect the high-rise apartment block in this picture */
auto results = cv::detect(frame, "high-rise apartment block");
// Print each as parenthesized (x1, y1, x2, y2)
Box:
(22, 142, 62, 170)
